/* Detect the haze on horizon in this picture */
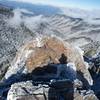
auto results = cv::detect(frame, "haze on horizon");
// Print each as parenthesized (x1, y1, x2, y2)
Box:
(1, 0, 100, 10)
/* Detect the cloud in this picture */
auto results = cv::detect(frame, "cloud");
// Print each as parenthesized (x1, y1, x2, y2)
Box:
(24, 15, 47, 32)
(7, 8, 22, 27)
(7, 8, 34, 27)
(8, 7, 100, 30)
(7, 8, 48, 33)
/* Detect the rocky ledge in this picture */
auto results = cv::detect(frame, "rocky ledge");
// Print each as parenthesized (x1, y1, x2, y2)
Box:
(0, 36, 99, 100)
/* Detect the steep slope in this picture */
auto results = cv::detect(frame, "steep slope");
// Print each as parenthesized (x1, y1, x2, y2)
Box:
(0, 6, 35, 80)
(0, 5, 100, 81)
(1, 36, 96, 100)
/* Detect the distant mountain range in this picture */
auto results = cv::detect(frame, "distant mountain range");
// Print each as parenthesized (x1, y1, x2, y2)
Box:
(0, 0, 62, 16)
(0, 1, 100, 47)
(1, 0, 100, 19)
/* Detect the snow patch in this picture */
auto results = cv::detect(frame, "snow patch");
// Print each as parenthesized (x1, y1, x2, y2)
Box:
(4, 49, 33, 80)
(67, 62, 76, 72)
(75, 46, 84, 56)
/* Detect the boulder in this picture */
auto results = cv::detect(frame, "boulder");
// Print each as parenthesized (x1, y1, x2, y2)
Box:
(26, 37, 86, 72)
(7, 80, 98, 100)
(0, 60, 10, 81)
(7, 80, 74, 100)
(7, 81, 49, 100)
(4, 36, 93, 87)
(74, 90, 98, 100)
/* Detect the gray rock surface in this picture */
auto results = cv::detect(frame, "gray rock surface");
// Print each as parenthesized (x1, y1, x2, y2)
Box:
(7, 81, 98, 100)
(3, 36, 93, 88)
(7, 81, 49, 100)
(74, 90, 98, 100)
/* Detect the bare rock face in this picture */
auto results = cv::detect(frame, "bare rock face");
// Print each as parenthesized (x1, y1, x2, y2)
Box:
(74, 90, 98, 100)
(7, 81, 49, 100)
(7, 81, 98, 100)
(25, 37, 80, 70)
(4, 36, 93, 86)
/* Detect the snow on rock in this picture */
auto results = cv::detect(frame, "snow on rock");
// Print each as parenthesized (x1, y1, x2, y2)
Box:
(7, 81, 47, 100)
(4, 36, 93, 87)
(4, 38, 41, 80)
(7, 80, 98, 100)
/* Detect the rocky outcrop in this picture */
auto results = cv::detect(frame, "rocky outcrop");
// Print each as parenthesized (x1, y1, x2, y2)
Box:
(81, 41, 100, 57)
(7, 81, 49, 100)
(0, 60, 10, 80)
(74, 90, 98, 100)
(7, 80, 98, 100)
(0, 10, 34, 81)
(0, 36, 97, 99)
(83, 53, 100, 99)
(26, 37, 84, 72)
(4, 36, 93, 87)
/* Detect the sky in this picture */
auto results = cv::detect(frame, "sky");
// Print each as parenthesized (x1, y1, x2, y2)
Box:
(1, 0, 100, 10)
